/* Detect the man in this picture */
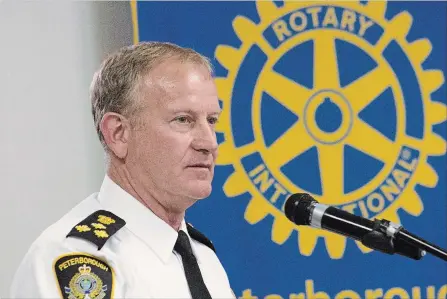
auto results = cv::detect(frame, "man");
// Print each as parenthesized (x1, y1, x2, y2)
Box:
(10, 42, 235, 298)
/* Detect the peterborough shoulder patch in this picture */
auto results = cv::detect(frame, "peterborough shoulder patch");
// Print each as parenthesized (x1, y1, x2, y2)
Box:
(54, 253, 114, 299)
(67, 210, 125, 250)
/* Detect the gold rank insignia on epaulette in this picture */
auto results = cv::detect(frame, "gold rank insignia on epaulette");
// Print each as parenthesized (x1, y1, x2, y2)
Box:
(54, 253, 114, 299)
(66, 210, 125, 250)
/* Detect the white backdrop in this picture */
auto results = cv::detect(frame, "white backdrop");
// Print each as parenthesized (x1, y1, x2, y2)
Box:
(0, 1, 132, 296)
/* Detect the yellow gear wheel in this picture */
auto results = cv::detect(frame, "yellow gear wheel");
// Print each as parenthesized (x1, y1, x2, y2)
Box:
(214, 0, 446, 259)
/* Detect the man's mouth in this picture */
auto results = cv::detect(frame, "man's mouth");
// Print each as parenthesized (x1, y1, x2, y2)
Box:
(188, 163, 212, 170)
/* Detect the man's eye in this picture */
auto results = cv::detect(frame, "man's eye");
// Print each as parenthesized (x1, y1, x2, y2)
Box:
(175, 116, 192, 124)
(208, 117, 219, 125)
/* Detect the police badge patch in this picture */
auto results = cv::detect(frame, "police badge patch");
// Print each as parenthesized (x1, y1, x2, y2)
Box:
(54, 253, 114, 299)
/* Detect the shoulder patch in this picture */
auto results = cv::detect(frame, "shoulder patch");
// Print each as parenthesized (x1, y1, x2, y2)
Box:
(67, 210, 125, 250)
(186, 223, 216, 252)
(54, 253, 114, 299)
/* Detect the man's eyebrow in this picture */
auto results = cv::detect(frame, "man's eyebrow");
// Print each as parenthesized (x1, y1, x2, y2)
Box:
(169, 109, 222, 115)
(210, 110, 222, 116)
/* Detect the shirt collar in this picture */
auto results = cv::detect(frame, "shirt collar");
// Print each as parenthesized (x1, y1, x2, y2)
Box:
(97, 175, 191, 264)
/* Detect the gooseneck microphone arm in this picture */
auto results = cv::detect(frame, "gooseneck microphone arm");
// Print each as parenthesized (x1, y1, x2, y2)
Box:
(396, 229, 447, 262)
(285, 193, 447, 262)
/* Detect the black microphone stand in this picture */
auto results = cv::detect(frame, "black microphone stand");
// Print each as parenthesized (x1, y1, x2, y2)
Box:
(362, 219, 447, 262)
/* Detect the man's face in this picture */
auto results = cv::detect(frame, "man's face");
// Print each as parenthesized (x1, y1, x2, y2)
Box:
(126, 60, 221, 210)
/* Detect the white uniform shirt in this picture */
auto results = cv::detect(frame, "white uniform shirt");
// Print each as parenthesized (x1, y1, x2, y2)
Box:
(10, 175, 235, 298)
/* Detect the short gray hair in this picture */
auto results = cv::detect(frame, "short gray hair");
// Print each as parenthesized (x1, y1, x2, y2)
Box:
(90, 41, 214, 150)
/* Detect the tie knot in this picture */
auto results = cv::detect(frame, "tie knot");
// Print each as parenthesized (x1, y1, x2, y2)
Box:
(175, 230, 194, 257)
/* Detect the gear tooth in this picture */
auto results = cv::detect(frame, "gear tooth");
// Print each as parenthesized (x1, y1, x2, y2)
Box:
(298, 227, 319, 256)
(365, 0, 387, 19)
(415, 161, 439, 188)
(381, 206, 402, 224)
(256, 0, 278, 23)
(409, 39, 432, 64)
(271, 217, 295, 245)
(428, 101, 447, 125)
(383, 211, 401, 225)
(244, 197, 270, 224)
(215, 77, 232, 105)
(215, 45, 240, 71)
(423, 70, 445, 93)
(390, 11, 413, 38)
(356, 241, 374, 253)
(324, 233, 347, 259)
(284, 1, 303, 9)
(401, 190, 423, 217)
(233, 16, 258, 43)
(425, 133, 447, 157)
(223, 171, 249, 196)
(216, 141, 235, 165)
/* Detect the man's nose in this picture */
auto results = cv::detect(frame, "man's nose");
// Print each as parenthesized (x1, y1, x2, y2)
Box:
(192, 121, 218, 153)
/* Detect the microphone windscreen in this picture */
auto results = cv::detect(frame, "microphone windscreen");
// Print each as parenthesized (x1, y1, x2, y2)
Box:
(284, 193, 316, 225)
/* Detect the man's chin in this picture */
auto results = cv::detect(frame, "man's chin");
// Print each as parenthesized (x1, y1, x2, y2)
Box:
(187, 182, 213, 200)
(192, 189, 212, 200)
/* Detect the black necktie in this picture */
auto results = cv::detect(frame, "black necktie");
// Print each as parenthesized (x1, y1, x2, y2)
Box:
(175, 230, 212, 299)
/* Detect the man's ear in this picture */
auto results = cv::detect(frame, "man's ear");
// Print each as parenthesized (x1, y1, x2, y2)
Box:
(100, 112, 131, 159)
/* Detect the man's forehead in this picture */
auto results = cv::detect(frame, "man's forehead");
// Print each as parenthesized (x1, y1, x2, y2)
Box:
(164, 90, 221, 112)
(149, 59, 211, 81)
(142, 63, 214, 94)
(138, 74, 218, 113)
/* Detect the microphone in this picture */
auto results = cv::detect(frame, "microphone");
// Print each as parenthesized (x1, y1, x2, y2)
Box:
(285, 193, 447, 262)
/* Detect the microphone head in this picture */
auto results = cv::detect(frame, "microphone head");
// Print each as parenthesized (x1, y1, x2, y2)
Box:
(284, 193, 317, 225)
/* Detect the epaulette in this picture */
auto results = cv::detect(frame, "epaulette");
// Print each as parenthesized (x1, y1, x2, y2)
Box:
(66, 210, 126, 250)
(186, 223, 216, 252)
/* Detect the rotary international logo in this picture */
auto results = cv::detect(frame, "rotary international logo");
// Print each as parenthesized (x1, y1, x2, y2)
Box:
(214, 0, 446, 258)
